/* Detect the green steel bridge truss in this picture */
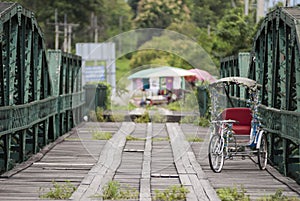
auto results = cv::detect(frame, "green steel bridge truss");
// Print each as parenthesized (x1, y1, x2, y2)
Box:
(0, 3, 84, 173)
(220, 7, 300, 184)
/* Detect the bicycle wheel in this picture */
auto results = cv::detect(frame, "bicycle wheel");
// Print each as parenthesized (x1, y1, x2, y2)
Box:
(208, 134, 224, 173)
(258, 133, 268, 170)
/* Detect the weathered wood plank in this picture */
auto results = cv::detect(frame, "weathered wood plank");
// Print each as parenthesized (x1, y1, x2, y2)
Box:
(0, 122, 120, 201)
(71, 122, 135, 201)
(167, 123, 221, 201)
(140, 178, 151, 201)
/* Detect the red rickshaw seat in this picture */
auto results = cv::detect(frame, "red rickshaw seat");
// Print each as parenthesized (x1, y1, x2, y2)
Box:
(221, 107, 252, 135)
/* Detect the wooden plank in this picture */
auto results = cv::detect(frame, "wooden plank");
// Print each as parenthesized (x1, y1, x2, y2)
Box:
(167, 123, 221, 201)
(139, 123, 152, 200)
(140, 179, 151, 201)
(179, 174, 191, 186)
(187, 151, 207, 179)
(185, 186, 198, 201)
(189, 174, 209, 201)
(73, 122, 135, 200)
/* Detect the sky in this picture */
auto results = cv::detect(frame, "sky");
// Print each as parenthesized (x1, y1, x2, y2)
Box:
(268, 0, 300, 7)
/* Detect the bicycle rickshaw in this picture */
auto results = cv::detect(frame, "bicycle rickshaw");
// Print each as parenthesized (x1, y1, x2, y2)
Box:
(208, 77, 268, 173)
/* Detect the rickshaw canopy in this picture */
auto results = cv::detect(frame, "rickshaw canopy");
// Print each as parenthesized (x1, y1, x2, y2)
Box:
(209, 77, 261, 90)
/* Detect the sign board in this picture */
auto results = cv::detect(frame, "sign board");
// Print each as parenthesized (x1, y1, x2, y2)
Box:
(76, 42, 116, 93)
(84, 66, 105, 83)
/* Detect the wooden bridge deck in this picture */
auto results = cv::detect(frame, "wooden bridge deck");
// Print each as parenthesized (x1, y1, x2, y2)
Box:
(0, 122, 299, 200)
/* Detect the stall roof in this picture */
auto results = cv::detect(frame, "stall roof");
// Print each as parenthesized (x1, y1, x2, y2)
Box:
(128, 66, 195, 79)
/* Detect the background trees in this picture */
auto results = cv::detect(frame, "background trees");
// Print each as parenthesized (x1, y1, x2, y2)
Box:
(15, 0, 133, 49)
(14, 0, 257, 76)
(134, 0, 191, 28)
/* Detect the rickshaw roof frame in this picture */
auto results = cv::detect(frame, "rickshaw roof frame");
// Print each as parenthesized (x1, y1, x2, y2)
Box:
(209, 77, 261, 90)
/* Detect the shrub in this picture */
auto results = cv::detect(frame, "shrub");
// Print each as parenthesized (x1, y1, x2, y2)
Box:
(150, 111, 167, 123)
(134, 111, 150, 123)
(217, 186, 250, 201)
(39, 180, 76, 199)
(97, 181, 138, 200)
(96, 107, 106, 122)
(257, 189, 300, 201)
(153, 185, 189, 201)
(126, 135, 146, 141)
(92, 131, 112, 140)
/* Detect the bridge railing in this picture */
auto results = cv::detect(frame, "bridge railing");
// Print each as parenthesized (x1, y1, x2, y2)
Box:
(0, 3, 84, 173)
(0, 97, 57, 135)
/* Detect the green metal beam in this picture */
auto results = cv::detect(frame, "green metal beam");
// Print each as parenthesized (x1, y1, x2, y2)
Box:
(279, 23, 287, 110)
(0, 2, 84, 173)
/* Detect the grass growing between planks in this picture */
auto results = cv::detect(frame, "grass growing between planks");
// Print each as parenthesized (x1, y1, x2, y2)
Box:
(126, 135, 146, 141)
(153, 185, 189, 201)
(92, 131, 112, 140)
(152, 137, 170, 142)
(217, 186, 250, 201)
(93, 181, 138, 200)
(186, 135, 204, 142)
(39, 180, 76, 199)
(217, 186, 300, 201)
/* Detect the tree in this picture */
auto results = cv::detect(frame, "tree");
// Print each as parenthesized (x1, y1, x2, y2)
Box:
(191, 0, 232, 28)
(129, 29, 218, 75)
(134, 0, 191, 29)
(128, 0, 140, 19)
(212, 8, 255, 57)
(14, 0, 133, 50)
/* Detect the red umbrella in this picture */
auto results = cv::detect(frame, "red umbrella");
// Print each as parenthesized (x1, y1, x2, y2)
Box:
(188, 69, 216, 83)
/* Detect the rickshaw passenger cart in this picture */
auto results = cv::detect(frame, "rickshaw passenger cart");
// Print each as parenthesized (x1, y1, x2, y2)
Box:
(208, 77, 268, 173)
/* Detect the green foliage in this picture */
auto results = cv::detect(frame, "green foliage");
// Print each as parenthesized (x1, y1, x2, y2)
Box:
(39, 180, 76, 199)
(17, 0, 258, 72)
(212, 8, 255, 56)
(150, 111, 167, 123)
(257, 189, 300, 201)
(186, 135, 203, 142)
(128, 102, 138, 110)
(167, 100, 181, 111)
(153, 185, 189, 201)
(115, 57, 131, 96)
(182, 91, 200, 111)
(102, 181, 120, 199)
(96, 107, 106, 122)
(129, 34, 218, 76)
(179, 115, 209, 127)
(152, 137, 170, 142)
(99, 181, 138, 200)
(191, 0, 232, 28)
(116, 56, 131, 79)
(134, 111, 150, 123)
(217, 186, 250, 201)
(16, 0, 133, 49)
(135, 0, 190, 29)
(99, 82, 112, 110)
(180, 116, 198, 124)
(111, 102, 137, 112)
(126, 135, 146, 141)
(92, 131, 112, 140)
(198, 117, 210, 127)
(111, 114, 125, 122)
(166, 91, 200, 113)
(130, 50, 170, 70)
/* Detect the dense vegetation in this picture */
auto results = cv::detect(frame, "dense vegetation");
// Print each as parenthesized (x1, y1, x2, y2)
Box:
(14, 0, 265, 75)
